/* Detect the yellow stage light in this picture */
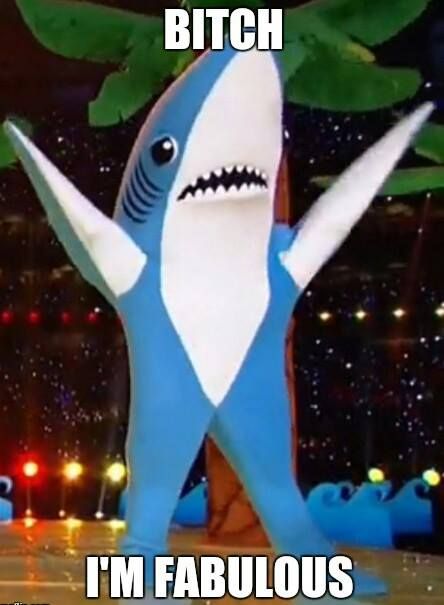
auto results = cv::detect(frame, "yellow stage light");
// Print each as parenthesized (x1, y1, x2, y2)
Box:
(23, 517, 36, 528)
(63, 461, 84, 481)
(355, 310, 367, 321)
(435, 307, 444, 318)
(422, 468, 441, 487)
(106, 462, 127, 484)
(393, 308, 406, 319)
(108, 519, 126, 531)
(319, 311, 331, 322)
(65, 517, 82, 530)
(368, 468, 385, 484)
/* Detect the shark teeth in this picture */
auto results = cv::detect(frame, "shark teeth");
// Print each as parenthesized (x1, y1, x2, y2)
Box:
(178, 165, 268, 202)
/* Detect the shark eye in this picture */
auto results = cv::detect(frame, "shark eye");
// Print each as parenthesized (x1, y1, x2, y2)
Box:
(150, 136, 178, 166)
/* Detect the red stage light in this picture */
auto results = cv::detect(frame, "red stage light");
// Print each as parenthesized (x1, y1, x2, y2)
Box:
(1, 310, 13, 325)
(61, 311, 72, 325)
(87, 311, 99, 324)
(28, 310, 41, 325)
(22, 460, 39, 479)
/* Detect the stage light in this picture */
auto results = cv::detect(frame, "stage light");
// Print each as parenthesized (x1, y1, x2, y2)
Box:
(355, 309, 367, 321)
(108, 519, 126, 531)
(25, 508, 33, 517)
(23, 517, 36, 528)
(1, 310, 13, 325)
(27, 310, 41, 325)
(87, 311, 99, 324)
(63, 461, 84, 482)
(59, 509, 66, 518)
(106, 462, 126, 484)
(368, 468, 385, 484)
(60, 311, 72, 325)
(422, 468, 441, 487)
(22, 460, 39, 479)
(435, 307, 444, 318)
(393, 308, 406, 319)
(95, 511, 104, 520)
(65, 517, 82, 530)
(319, 311, 331, 322)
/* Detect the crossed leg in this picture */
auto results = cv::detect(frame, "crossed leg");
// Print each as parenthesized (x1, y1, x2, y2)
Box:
(210, 388, 386, 597)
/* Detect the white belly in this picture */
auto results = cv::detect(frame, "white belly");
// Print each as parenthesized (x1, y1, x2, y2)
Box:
(161, 197, 272, 406)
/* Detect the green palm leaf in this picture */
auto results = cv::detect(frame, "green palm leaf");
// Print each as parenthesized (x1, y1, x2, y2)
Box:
(286, 43, 420, 111)
(285, 6, 375, 63)
(89, 39, 183, 127)
(312, 167, 444, 196)
(16, 0, 161, 63)
(414, 123, 444, 164)
(184, 0, 263, 7)
(311, 0, 431, 47)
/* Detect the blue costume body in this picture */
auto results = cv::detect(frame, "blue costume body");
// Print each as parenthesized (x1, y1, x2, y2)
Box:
(5, 44, 432, 599)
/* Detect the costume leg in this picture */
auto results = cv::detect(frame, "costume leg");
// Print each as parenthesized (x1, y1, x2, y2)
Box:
(210, 391, 333, 556)
(210, 390, 387, 597)
(121, 394, 214, 588)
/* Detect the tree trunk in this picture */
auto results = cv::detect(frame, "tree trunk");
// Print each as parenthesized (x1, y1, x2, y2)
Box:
(205, 155, 297, 546)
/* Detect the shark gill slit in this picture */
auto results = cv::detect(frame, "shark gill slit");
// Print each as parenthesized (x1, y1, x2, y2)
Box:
(128, 177, 155, 213)
(134, 162, 162, 200)
(122, 192, 148, 224)
(138, 161, 163, 194)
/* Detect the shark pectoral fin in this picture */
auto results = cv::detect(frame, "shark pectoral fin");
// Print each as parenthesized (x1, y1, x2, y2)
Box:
(4, 122, 147, 301)
(279, 103, 434, 290)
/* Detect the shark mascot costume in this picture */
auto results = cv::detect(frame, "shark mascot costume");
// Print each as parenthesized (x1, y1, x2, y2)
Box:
(5, 45, 432, 599)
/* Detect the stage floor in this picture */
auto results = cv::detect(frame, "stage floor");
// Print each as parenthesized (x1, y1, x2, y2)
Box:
(0, 521, 443, 604)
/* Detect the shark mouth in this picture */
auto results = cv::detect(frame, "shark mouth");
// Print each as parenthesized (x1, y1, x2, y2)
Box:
(178, 165, 268, 202)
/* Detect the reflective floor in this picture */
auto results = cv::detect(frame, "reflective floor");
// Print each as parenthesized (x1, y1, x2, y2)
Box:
(0, 521, 443, 604)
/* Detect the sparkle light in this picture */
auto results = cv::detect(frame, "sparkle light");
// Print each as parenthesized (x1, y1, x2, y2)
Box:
(393, 308, 406, 319)
(319, 311, 332, 322)
(106, 462, 127, 484)
(95, 511, 104, 520)
(435, 307, 444, 318)
(368, 468, 385, 484)
(355, 309, 367, 321)
(422, 468, 441, 487)
(63, 461, 84, 482)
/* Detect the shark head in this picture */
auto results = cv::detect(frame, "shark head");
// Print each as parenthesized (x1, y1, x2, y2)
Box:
(114, 45, 284, 257)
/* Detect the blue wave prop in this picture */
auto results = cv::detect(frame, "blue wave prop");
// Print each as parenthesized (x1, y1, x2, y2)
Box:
(0, 476, 13, 522)
(385, 479, 433, 536)
(307, 482, 394, 549)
